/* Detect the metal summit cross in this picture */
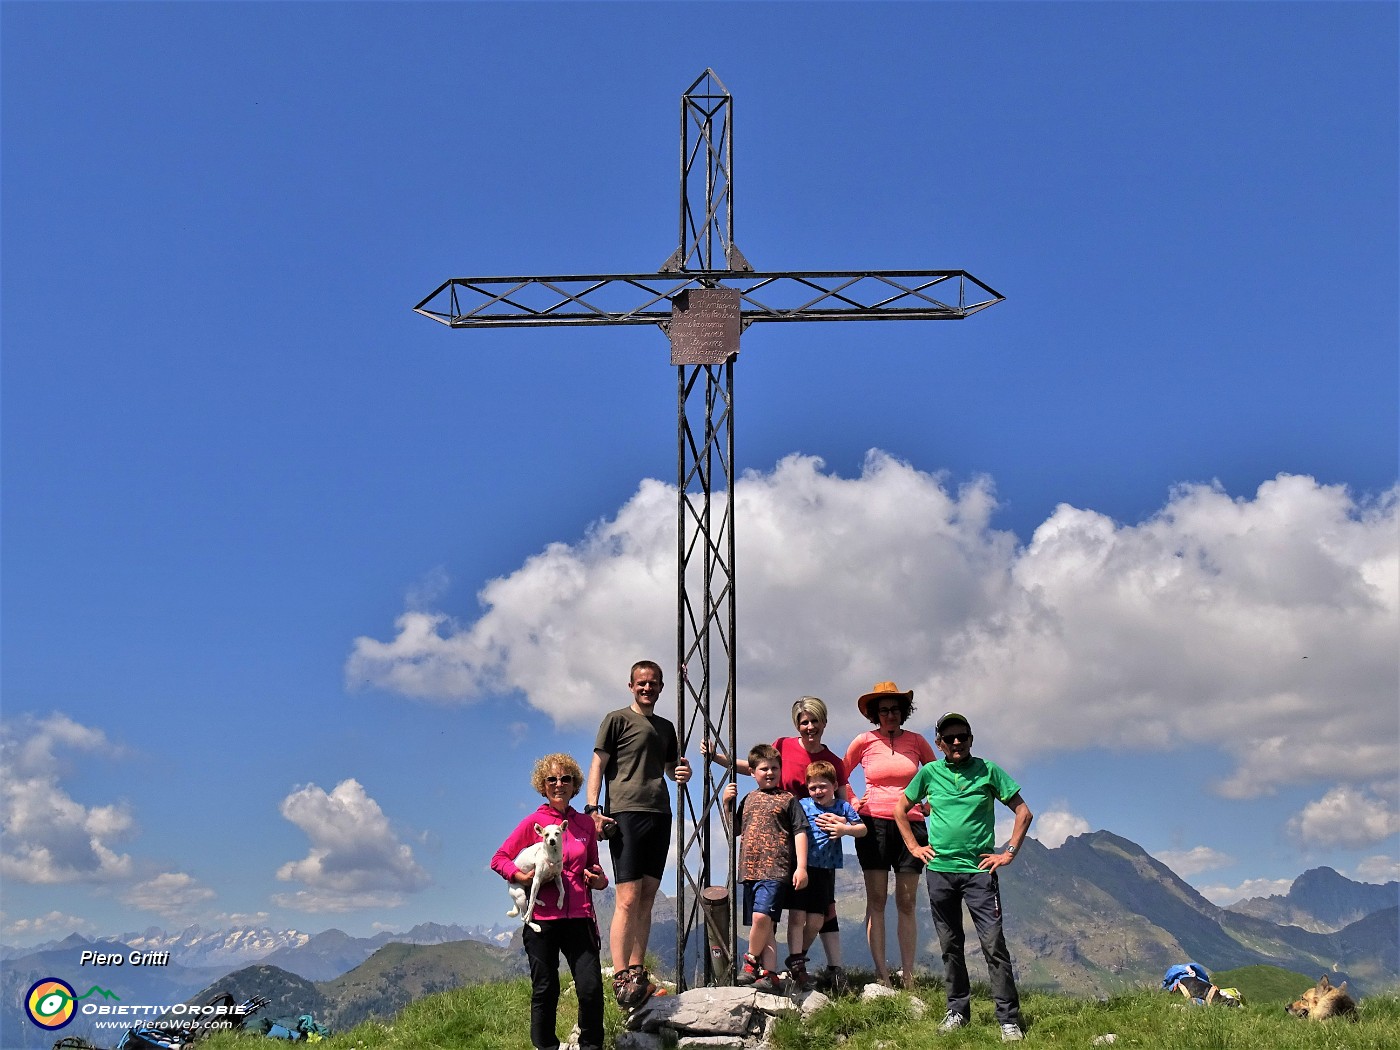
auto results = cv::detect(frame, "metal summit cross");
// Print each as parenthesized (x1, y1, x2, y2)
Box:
(414, 69, 1002, 989)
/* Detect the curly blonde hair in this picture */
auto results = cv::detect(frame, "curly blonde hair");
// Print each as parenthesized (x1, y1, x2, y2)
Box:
(530, 753, 584, 799)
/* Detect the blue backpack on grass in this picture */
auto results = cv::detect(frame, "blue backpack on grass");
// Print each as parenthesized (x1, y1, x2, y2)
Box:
(259, 1013, 329, 1042)
(1161, 963, 1244, 1006)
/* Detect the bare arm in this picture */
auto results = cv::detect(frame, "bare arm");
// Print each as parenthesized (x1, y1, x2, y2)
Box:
(979, 793, 1032, 872)
(846, 810, 868, 838)
(667, 729, 692, 784)
(792, 829, 809, 890)
(586, 750, 606, 808)
(894, 792, 934, 866)
(841, 737, 866, 810)
(698, 740, 750, 775)
(586, 750, 610, 834)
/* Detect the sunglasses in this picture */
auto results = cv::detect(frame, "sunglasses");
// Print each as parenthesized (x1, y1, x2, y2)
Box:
(876, 705, 903, 715)
(545, 775, 575, 785)
(940, 732, 971, 745)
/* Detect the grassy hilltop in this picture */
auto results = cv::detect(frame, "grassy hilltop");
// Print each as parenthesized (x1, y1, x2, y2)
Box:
(196, 970, 1400, 1050)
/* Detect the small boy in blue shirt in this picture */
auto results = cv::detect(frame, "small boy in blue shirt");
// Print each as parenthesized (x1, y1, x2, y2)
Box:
(787, 759, 864, 990)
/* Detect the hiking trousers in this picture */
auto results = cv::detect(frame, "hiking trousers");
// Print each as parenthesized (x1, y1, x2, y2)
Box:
(522, 917, 605, 1050)
(925, 869, 1022, 1026)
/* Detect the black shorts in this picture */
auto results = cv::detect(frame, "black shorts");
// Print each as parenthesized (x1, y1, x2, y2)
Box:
(787, 867, 836, 914)
(854, 815, 927, 874)
(607, 811, 671, 883)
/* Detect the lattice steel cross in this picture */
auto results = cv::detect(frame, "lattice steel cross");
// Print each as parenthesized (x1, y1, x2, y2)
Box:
(415, 69, 1002, 989)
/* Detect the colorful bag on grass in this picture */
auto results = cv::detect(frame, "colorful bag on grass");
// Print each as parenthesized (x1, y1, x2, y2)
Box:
(260, 1013, 329, 1042)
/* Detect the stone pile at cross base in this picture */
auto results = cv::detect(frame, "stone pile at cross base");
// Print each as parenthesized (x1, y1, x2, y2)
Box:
(573, 982, 928, 1050)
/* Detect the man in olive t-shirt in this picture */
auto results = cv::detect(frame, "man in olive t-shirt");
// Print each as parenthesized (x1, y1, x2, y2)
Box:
(585, 660, 690, 1006)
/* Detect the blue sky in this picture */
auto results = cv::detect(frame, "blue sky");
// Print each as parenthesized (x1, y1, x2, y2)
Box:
(2, 2, 1396, 946)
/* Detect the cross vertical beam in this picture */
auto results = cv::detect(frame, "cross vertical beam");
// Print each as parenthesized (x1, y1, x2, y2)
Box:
(674, 358, 737, 988)
(667, 71, 745, 990)
(664, 69, 750, 275)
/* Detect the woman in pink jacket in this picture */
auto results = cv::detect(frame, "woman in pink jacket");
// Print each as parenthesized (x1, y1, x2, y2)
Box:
(843, 682, 936, 988)
(491, 753, 609, 1050)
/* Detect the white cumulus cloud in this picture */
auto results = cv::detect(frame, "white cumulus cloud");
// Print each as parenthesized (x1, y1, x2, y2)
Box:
(1199, 876, 1294, 907)
(348, 453, 1399, 807)
(273, 779, 430, 913)
(2, 910, 96, 941)
(1029, 810, 1093, 849)
(120, 872, 217, 918)
(1287, 786, 1400, 850)
(1352, 855, 1400, 883)
(0, 713, 135, 884)
(1151, 846, 1234, 878)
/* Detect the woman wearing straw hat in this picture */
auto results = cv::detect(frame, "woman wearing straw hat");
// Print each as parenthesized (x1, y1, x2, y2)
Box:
(843, 681, 936, 988)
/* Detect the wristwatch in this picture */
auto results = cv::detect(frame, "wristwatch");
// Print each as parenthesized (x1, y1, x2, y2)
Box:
(584, 804, 603, 815)
(1006, 844, 1017, 856)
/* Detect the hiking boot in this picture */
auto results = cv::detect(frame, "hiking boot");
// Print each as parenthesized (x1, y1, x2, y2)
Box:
(611, 967, 631, 1004)
(753, 968, 783, 994)
(736, 952, 760, 986)
(785, 953, 813, 992)
(1001, 1022, 1024, 1041)
(938, 1011, 968, 1033)
(612, 965, 649, 1009)
(822, 965, 848, 994)
(624, 966, 652, 1008)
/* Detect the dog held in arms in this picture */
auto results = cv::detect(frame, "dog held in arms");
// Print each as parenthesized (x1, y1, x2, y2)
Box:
(506, 822, 566, 933)
(1286, 975, 1358, 1021)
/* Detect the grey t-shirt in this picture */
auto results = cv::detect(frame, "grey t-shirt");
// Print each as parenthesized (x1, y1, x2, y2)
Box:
(594, 706, 678, 814)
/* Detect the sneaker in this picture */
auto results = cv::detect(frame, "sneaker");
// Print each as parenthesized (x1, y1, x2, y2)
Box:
(1000, 1023, 1024, 1041)
(753, 968, 783, 994)
(785, 953, 813, 991)
(736, 952, 760, 986)
(938, 1011, 969, 1033)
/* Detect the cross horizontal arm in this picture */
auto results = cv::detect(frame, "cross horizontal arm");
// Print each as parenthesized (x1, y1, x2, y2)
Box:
(414, 270, 1003, 328)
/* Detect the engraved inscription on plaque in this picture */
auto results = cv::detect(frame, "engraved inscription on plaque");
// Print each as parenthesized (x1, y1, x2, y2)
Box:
(670, 288, 741, 366)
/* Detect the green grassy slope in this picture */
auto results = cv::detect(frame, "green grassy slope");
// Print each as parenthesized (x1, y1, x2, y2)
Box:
(196, 973, 1400, 1050)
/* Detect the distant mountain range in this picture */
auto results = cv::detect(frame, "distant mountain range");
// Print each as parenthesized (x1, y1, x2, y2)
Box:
(1227, 864, 1398, 933)
(3, 833, 1394, 1049)
(991, 832, 1396, 997)
(0, 920, 510, 973)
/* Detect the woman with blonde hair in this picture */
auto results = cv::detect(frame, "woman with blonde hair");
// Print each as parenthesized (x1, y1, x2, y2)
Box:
(491, 753, 609, 1050)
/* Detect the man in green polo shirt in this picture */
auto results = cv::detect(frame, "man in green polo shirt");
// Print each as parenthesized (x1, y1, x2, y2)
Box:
(894, 711, 1033, 1042)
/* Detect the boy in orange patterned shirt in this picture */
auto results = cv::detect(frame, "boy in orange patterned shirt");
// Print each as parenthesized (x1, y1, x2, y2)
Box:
(724, 743, 809, 992)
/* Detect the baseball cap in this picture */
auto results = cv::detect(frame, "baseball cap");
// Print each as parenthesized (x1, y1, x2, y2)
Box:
(935, 711, 971, 734)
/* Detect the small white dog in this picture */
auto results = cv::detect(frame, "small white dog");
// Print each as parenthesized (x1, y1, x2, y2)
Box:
(506, 823, 566, 932)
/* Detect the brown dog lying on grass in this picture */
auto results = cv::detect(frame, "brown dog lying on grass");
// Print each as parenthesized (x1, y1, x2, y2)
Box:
(1285, 975, 1358, 1020)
